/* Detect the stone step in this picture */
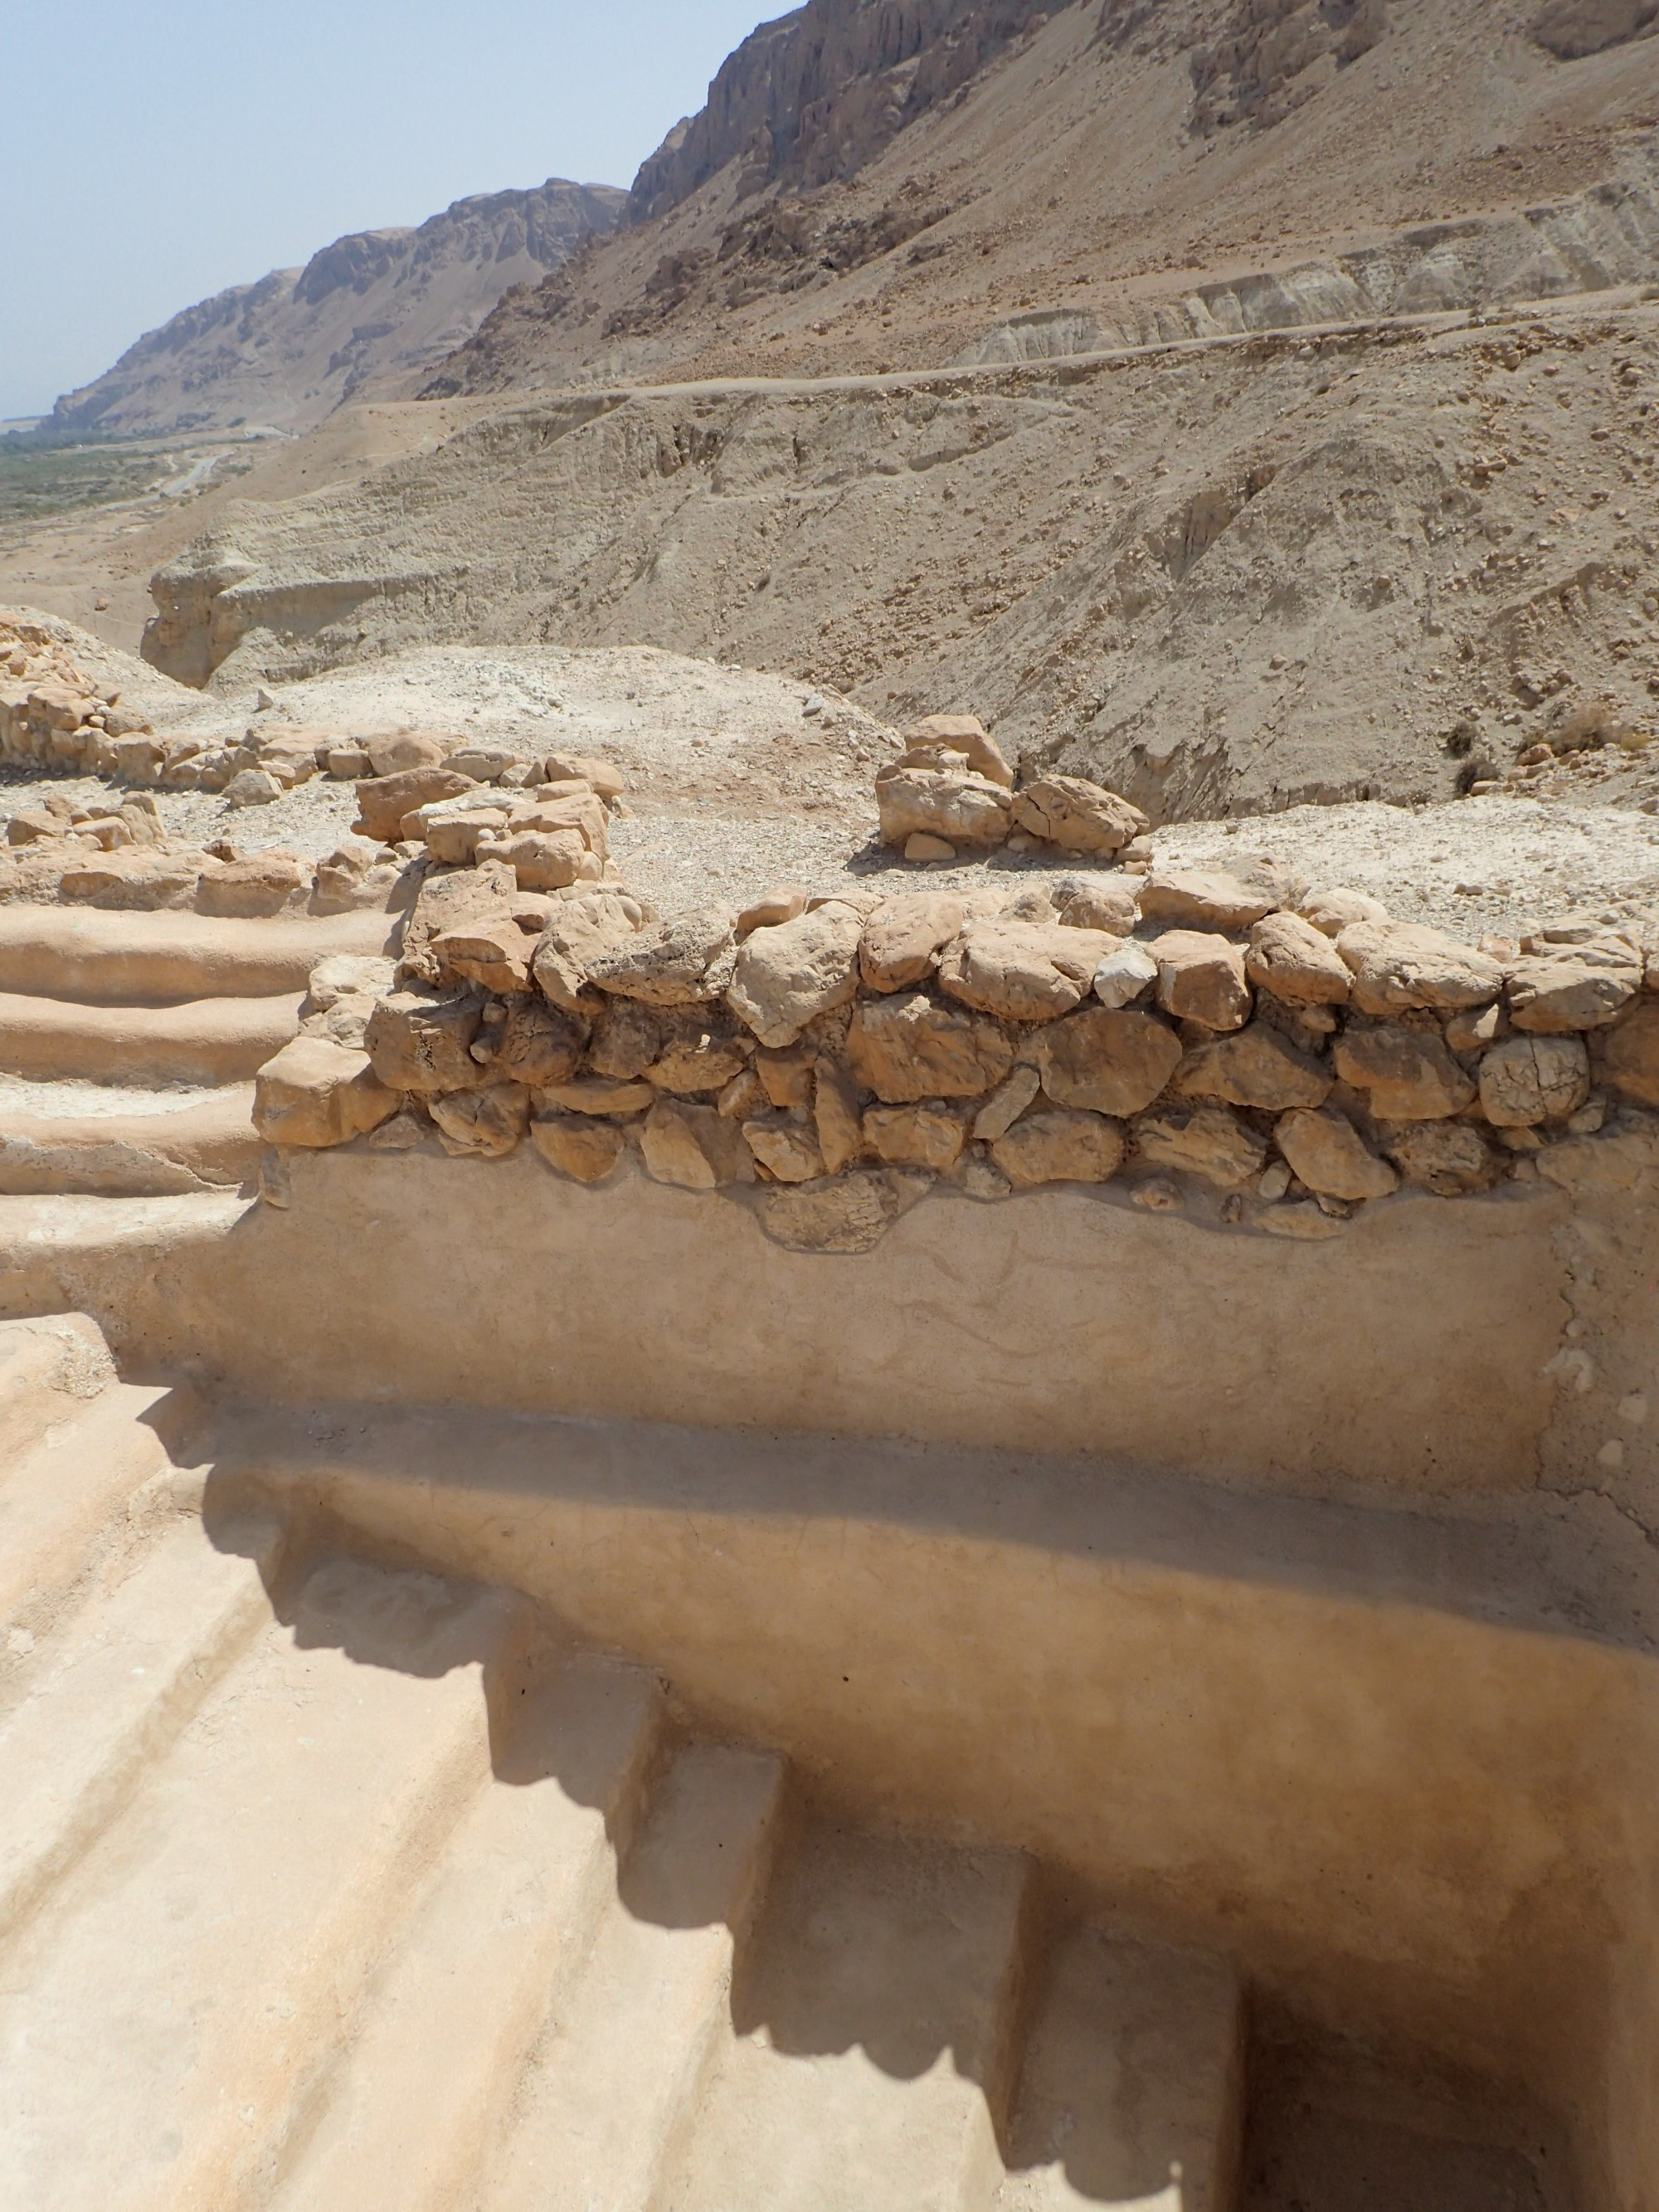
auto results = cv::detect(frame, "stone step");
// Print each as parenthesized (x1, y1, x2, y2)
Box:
(0, 1554, 514, 2212)
(0, 1084, 257, 1196)
(0, 904, 397, 1006)
(0, 1511, 285, 1945)
(484, 1738, 786, 2212)
(991, 1926, 1244, 2212)
(0, 1191, 251, 1333)
(0, 1311, 119, 1469)
(0, 988, 303, 1086)
(0, 1376, 184, 1648)
(270, 1656, 666, 2212)
(667, 1825, 1031, 2212)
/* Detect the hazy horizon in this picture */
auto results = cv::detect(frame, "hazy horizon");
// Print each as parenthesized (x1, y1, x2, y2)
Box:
(1, 0, 776, 421)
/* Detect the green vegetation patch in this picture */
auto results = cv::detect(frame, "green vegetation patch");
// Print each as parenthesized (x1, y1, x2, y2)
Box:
(0, 442, 178, 526)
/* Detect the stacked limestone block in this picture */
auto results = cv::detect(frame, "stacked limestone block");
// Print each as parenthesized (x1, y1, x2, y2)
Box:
(254, 831, 1659, 1252)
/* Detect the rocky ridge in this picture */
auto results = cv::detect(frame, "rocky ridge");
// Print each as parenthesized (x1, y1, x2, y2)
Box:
(49, 180, 625, 441)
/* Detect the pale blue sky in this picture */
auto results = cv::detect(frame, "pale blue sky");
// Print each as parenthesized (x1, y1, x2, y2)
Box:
(1, 0, 776, 420)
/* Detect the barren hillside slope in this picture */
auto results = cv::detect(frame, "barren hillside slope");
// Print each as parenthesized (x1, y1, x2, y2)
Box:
(51, 180, 625, 441)
(431, 0, 1659, 393)
(85, 0, 1659, 826)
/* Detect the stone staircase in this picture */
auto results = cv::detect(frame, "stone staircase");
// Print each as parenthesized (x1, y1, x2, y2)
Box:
(0, 1313, 1251, 2212)
(0, 906, 394, 1199)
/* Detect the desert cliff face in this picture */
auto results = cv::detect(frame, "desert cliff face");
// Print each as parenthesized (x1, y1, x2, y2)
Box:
(48, 178, 626, 441)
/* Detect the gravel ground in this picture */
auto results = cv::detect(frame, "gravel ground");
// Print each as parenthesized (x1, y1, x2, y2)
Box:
(7, 631, 1659, 932)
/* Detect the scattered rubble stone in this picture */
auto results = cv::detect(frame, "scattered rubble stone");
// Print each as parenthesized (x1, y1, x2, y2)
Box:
(876, 765, 1013, 850)
(1477, 1035, 1592, 1126)
(937, 918, 1110, 1022)
(1032, 1007, 1183, 1118)
(1176, 1024, 1333, 1112)
(1140, 867, 1287, 931)
(859, 894, 967, 992)
(1133, 1104, 1265, 1187)
(1336, 922, 1504, 1015)
(531, 1113, 630, 1183)
(254, 1036, 399, 1148)
(1275, 1108, 1399, 1202)
(991, 1108, 1125, 1187)
(847, 992, 1014, 1102)
(1152, 933, 1252, 1031)
(1331, 1021, 1477, 1119)
(1245, 912, 1352, 1006)
(1009, 776, 1144, 857)
(727, 900, 864, 1046)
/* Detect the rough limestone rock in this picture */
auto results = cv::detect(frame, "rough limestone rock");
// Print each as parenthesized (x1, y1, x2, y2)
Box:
(1010, 776, 1143, 857)
(585, 908, 737, 1006)
(813, 1060, 864, 1172)
(762, 1170, 904, 1253)
(368, 732, 450, 775)
(727, 901, 864, 1046)
(644, 1016, 751, 1094)
(858, 894, 967, 992)
(474, 828, 597, 894)
(1506, 940, 1643, 1033)
(538, 1075, 654, 1117)
(1245, 912, 1353, 1006)
(862, 1103, 967, 1171)
(845, 992, 1014, 1102)
(1331, 1022, 1477, 1120)
(1298, 888, 1390, 938)
(970, 1065, 1042, 1143)
(431, 918, 533, 996)
(990, 1108, 1125, 1187)
(737, 888, 809, 938)
(431, 1083, 531, 1159)
(1058, 881, 1138, 936)
(902, 714, 1014, 788)
(542, 751, 625, 801)
(1276, 1108, 1399, 1202)
(1092, 942, 1159, 1008)
(937, 919, 1110, 1023)
(1478, 1034, 1593, 1125)
(309, 954, 397, 1011)
(1603, 1002, 1659, 1107)
(531, 1112, 629, 1184)
(532, 888, 653, 1011)
(400, 859, 518, 987)
(1379, 1119, 1501, 1196)
(222, 769, 282, 809)
(1134, 1104, 1266, 1187)
(253, 1035, 398, 1149)
(1176, 1023, 1333, 1112)
(364, 986, 484, 1094)
(743, 1115, 828, 1182)
(475, 996, 587, 1089)
(1152, 933, 1252, 1031)
(1336, 922, 1504, 1016)
(59, 853, 208, 911)
(875, 765, 1013, 850)
(195, 852, 311, 918)
(1140, 868, 1287, 931)
(641, 1099, 753, 1189)
(1032, 1007, 1184, 1118)
(354, 767, 475, 845)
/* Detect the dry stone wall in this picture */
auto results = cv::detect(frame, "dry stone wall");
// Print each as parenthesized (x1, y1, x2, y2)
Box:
(251, 743, 1659, 1255)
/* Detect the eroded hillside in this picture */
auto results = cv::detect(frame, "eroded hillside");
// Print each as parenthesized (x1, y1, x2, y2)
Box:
(144, 305, 1659, 824)
(51, 180, 625, 440)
